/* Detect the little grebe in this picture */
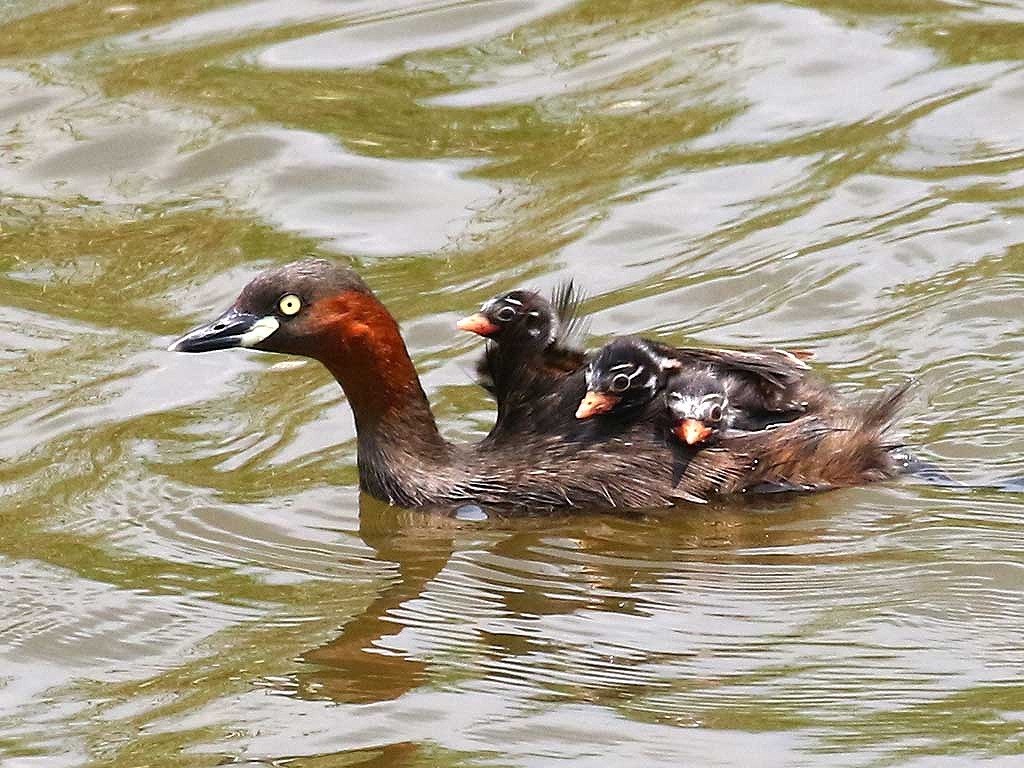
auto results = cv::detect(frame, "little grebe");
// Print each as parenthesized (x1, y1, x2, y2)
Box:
(456, 284, 585, 363)
(576, 336, 833, 426)
(570, 338, 907, 490)
(704, 381, 914, 493)
(664, 370, 731, 445)
(169, 259, 907, 508)
(457, 286, 587, 431)
(637, 371, 912, 492)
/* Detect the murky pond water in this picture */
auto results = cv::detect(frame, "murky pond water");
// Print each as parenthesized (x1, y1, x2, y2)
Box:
(2, 1, 1024, 766)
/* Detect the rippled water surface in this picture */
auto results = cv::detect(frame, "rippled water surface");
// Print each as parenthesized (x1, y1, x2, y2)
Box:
(2, 1, 1024, 766)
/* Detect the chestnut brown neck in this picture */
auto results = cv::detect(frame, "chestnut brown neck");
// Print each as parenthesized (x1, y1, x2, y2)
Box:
(309, 292, 446, 452)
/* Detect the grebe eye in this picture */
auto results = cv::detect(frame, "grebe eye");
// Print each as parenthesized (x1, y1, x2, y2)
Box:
(278, 294, 302, 316)
(610, 373, 631, 393)
(496, 305, 516, 322)
(708, 404, 723, 422)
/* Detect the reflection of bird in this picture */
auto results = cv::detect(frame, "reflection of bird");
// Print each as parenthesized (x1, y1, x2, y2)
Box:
(297, 498, 451, 705)
(169, 259, 911, 509)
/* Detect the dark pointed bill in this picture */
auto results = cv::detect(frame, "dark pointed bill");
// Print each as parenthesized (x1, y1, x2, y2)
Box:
(167, 308, 279, 353)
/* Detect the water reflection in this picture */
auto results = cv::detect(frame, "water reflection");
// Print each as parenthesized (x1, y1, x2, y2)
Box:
(274, 487, 1024, 766)
(291, 492, 838, 708)
(296, 498, 453, 704)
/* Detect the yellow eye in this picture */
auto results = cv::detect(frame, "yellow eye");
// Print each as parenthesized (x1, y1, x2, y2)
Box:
(278, 294, 302, 316)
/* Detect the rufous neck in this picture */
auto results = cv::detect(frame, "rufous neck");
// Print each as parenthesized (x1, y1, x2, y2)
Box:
(312, 292, 445, 449)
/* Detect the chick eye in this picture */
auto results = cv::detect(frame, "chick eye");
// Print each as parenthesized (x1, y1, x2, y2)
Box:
(707, 404, 723, 422)
(496, 305, 516, 322)
(609, 373, 631, 393)
(278, 294, 302, 316)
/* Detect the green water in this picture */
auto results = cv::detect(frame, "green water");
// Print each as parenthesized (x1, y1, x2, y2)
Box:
(1, 1, 1023, 766)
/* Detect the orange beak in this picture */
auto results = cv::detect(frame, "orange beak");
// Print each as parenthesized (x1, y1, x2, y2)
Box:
(675, 419, 713, 445)
(457, 312, 499, 337)
(575, 391, 620, 419)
